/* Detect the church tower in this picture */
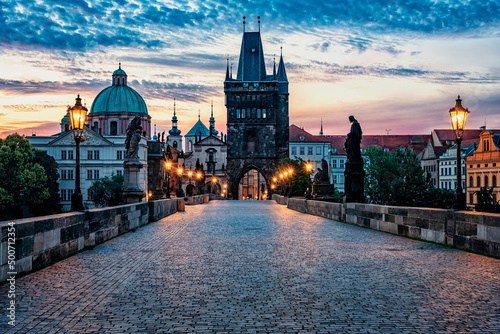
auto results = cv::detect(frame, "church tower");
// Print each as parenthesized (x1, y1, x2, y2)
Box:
(167, 99, 182, 150)
(224, 19, 289, 199)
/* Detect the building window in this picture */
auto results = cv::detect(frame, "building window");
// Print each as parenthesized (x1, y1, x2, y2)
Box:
(477, 176, 481, 188)
(332, 160, 337, 168)
(116, 170, 123, 176)
(332, 175, 337, 183)
(316, 147, 321, 155)
(299, 147, 305, 155)
(61, 150, 67, 160)
(470, 176, 473, 187)
(291, 146, 296, 155)
(87, 189, 93, 201)
(493, 175, 497, 187)
(262, 109, 267, 118)
(60, 189, 74, 201)
(241, 109, 246, 118)
(470, 193, 474, 204)
(308, 147, 313, 155)
(117, 150, 123, 160)
(88, 150, 99, 160)
(110, 121, 118, 135)
(485, 176, 489, 187)
(340, 160, 345, 169)
(236, 109, 241, 118)
(87, 170, 92, 180)
(87, 170, 100, 180)
(257, 109, 261, 118)
(188, 141, 193, 151)
(94, 170, 100, 179)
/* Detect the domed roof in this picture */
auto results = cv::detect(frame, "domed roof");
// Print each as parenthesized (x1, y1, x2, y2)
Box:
(90, 85, 148, 115)
(169, 127, 181, 136)
(186, 119, 210, 137)
(61, 112, 70, 124)
(113, 68, 127, 76)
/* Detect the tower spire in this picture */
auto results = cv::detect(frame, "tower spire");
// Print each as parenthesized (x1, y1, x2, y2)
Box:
(258, 16, 261, 32)
(174, 97, 176, 116)
(277, 45, 288, 82)
(243, 16, 246, 33)
(273, 54, 277, 80)
(320, 118, 323, 135)
(225, 57, 230, 81)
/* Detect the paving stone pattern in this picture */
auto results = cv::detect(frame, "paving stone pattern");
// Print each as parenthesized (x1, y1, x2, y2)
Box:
(1, 201, 500, 333)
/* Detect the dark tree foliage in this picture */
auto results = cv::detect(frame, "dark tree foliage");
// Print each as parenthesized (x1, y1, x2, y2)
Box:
(30, 149, 62, 216)
(0, 134, 49, 219)
(277, 157, 310, 196)
(364, 146, 454, 208)
(89, 174, 124, 207)
(475, 187, 500, 213)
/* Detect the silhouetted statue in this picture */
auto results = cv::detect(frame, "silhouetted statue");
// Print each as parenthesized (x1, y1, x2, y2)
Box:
(345, 115, 362, 162)
(125, 116, 142, 160)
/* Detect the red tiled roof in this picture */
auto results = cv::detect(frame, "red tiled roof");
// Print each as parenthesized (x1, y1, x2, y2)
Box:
(289, 124, 331, 143)
(433, 129, 483, 142)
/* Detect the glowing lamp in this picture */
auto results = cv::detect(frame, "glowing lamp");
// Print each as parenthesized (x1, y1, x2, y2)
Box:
(449, 95, 469, 139)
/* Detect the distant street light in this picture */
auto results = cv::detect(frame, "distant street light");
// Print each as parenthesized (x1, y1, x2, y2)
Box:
(68, 95, 87, 211)
(305, 161, 313, 199)
(449, 95, 470, 210)
(165, 161, 172, 198)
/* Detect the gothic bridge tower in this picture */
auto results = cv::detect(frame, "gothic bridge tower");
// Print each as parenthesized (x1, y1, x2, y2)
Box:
(224, 21, 289, 199)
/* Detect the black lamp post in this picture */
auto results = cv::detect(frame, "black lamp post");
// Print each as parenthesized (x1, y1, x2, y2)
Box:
(449, 95, 470, 210)
(68, 95, 88, 211)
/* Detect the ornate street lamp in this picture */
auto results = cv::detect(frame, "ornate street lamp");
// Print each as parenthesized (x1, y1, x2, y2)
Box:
(449, 95, 470, 210)
(165, 161, 172, 198)
(68, 95, 88, 211)
(305, 160, 313, 199)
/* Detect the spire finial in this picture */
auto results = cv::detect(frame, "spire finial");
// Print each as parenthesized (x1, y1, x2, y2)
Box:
(320, 118, 323, 135)
(211, 100, 214, 117)
(258, 16, 261, 32)
(119, 62, 121, 69)
(174, 97, 176, 116)
(198, 109, 200, 120)
(243, 16, 246, 33)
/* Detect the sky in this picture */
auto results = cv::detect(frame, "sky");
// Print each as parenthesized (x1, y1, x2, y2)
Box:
(1, 0, 500, 138)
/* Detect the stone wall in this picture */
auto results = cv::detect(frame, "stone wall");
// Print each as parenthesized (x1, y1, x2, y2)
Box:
(186, 195, 209, 205)
(0, 198, 188, 283)
(274, 195, 500, 258)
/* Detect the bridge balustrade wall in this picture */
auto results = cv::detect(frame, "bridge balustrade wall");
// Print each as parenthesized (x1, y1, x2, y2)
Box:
(273, 195, 500, 258)
(0, 198, 182, 283)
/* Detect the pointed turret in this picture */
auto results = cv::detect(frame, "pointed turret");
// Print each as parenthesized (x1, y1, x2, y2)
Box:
(169, 98, 181, 136)
(272, 55, 277, 80)
(277, 48, 288, 82)
(319, 118, 323, 136)
(225, 58, 230, 81)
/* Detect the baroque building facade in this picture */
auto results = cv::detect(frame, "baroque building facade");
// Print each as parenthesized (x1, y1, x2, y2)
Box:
(224, 27, 289, 199)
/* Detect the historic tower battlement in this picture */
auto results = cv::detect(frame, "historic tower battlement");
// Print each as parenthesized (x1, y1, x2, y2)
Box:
(224, 23, 289, 199)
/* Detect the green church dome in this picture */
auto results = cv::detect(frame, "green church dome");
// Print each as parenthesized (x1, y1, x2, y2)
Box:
(89, 65, 148, 115)
(89, 85, 148, 115)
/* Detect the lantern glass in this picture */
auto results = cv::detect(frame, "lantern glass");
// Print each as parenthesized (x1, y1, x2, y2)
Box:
(69, 95, 88, 132)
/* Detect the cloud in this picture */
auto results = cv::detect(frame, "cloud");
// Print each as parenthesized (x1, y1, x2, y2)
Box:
(132, 80, 219, 103)
(1, 1, 499, 54)
(0, 104, 63, 112)
(0, 78, 106, 95)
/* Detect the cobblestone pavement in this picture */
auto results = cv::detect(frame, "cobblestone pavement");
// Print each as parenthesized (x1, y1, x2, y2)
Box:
(1, 201, 500, 333)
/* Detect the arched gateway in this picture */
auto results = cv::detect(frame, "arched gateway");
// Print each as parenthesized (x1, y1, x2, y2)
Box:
(224, 22, 289, 199)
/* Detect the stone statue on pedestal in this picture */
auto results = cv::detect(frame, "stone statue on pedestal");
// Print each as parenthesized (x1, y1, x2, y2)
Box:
(344, 115, 365, 203)
(123, 116, 145, 203)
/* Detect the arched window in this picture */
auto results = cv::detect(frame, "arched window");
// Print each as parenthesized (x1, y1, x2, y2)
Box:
(493, 175, 497, 187)
(188, 140, 193, 151)
(173, 141, 178, 148)
(469, 176, 473, 187)
(477, 176, 481, 188)
(485, 175, 489, 187)
(110, 121, 118, 135)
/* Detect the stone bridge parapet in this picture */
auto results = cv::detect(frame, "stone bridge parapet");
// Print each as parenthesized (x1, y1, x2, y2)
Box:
(273, 195, 500, 259)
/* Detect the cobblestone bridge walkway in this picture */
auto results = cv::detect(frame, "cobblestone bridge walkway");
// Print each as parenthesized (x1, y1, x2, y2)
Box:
(1, 201, 500, 333)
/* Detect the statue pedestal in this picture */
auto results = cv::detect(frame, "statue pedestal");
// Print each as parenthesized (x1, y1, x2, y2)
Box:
(124, 159, 145, 203)
(344, 160, 365, 203)
(312, 183, 334, 198)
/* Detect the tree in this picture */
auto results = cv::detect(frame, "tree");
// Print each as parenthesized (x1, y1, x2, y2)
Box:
(475, 187, 500, 213)
(89, 174, 124, 207)
(30, 149, 62, 215)
(277, 157, 310, 196)
(364, 146, 454, 208)
(0, 134, 50, 219)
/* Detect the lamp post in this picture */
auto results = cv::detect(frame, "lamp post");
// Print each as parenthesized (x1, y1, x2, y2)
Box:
(287, 168, 293, 198)
(165, 161, 172, 198)
(68, 95, 88, 211)
(306, 161, 313, 199)
(449, 95, 470, 210)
